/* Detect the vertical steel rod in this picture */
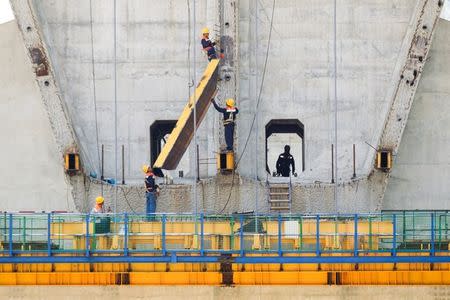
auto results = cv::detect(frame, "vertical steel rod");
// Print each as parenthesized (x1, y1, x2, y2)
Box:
(196, 144, 200, 181)
(101, 144, 104, 181)
(331, 144, 335, 184)
(352, 144, 356, 179)
(121, 144, 125, 185)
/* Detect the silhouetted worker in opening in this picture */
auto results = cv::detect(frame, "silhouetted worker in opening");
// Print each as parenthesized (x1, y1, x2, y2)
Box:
(276, 145, 295, 177)
(211, 96, 239, 151)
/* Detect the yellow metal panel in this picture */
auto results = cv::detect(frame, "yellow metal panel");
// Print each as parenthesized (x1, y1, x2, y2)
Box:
(154, 59, 220, 170)
(233, 271, 328, 285)
(130, 272, 221, 285)
(340, 271, 450, 285)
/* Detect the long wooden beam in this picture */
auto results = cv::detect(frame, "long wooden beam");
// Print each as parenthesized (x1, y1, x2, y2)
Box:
(154, 59, 220, 170)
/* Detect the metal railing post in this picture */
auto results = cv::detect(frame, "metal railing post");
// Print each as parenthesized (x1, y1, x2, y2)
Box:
(124, 213, 128, 256)
(200, 213, 204, 256)
(85, 214, 90, 257)
(239, 215, 244, 257)
(8, 214, 13, 256)
(392, 214, 397, 257)
(354, 214, 358, 256)
(47, 213, 52, 257)
(316, 215, 320, 256)
(431, 212, 435, 256)
(278, 214, 282, 256)
(162, 214, 166, 256)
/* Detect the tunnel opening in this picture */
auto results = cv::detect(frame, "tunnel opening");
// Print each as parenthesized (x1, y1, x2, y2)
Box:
(150, 120, 190, 178)
(265, 119, 304, 176)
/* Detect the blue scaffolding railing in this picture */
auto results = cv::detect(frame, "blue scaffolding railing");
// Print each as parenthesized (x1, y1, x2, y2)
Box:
(0, 211, 449, 264)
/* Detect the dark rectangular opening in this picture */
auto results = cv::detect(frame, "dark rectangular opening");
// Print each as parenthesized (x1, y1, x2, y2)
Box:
(380, 152, 389, 169)
(68, 153, 76, 170)
(219, 153, 227, 170)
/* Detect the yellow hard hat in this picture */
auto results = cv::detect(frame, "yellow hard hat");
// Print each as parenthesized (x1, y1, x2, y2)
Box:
(202, 27, 210, 35)
(142, 164, 150, 173)
(96, 196, 104, 204)
(226, 98, 235, 107)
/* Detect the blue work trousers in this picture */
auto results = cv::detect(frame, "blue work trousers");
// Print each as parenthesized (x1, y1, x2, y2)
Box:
(146, 192, 156, 220)
(225, 123, 235, 151)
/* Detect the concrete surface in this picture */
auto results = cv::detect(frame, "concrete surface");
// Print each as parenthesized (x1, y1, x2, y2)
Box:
(0, 20, 74, 212)
(30, 0, 415, 181)
(1, 286, 450, 300)
(384, 19, 450, 210)
(2, 1, 449, 213)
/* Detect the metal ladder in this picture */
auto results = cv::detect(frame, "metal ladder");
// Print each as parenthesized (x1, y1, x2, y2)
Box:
(268, 179, 291, 212)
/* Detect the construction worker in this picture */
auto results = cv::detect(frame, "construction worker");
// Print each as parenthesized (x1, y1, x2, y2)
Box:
(211, 96, 239, 151)
(276, 145, 296, 177)
(91, 196, 105, 213)
(143, 165, 159, 219)
(201, 27, 217, 61)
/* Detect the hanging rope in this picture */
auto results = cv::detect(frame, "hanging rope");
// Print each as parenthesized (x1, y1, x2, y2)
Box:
(88, 0, 103, 195)
(219, 0, 276, 213)
(113, 0, 119, 213)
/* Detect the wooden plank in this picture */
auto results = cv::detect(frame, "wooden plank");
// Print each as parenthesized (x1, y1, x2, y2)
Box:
(153, 59, 220, 170)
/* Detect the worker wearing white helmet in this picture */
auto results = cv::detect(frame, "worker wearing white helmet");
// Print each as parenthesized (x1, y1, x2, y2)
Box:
(201, 27, 217, 61)
(211, 94, 239, 151)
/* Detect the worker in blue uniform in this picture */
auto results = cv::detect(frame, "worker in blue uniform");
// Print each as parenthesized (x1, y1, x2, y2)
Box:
(142, 165, 159, 220)
(201, 27, 217, 61)
(211, 97, 239, 151)
(276, 145, 296, 177)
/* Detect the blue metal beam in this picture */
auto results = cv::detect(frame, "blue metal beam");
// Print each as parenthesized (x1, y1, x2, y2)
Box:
(2, 255, 450, 264)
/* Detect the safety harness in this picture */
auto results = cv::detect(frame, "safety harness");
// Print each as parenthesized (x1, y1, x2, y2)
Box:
(223, 108, 237, 125)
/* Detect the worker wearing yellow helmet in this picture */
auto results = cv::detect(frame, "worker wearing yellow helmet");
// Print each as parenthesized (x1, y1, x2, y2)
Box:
(91, 196, 105, 214)
(211, 91, 239, 151)
(142, 164, 159, 220)
(201, 27, 218, 61)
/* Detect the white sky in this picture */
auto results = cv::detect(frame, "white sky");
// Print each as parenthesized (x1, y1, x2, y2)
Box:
(442, 0, 450, 21)
(0, 0, 14, 24)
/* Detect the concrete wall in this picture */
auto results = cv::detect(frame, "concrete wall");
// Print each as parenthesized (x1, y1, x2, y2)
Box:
(5, 1, 449, 213)
(1, 286, 450, 300)
(238, 0, 416, 183)
(32, 0, 215, 182)
(384, 19, 450, 210)
(31, 0, 416, 182)
(0, 20, 74, 212)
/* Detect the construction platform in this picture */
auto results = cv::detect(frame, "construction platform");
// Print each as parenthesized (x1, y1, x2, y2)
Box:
(1, 211, 450, 285)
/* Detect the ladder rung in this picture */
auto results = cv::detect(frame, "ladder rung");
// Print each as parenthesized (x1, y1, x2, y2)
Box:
(271, 207, 290, 210)
(270, 192, 289, 196)
(269, 199, 290, 203)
